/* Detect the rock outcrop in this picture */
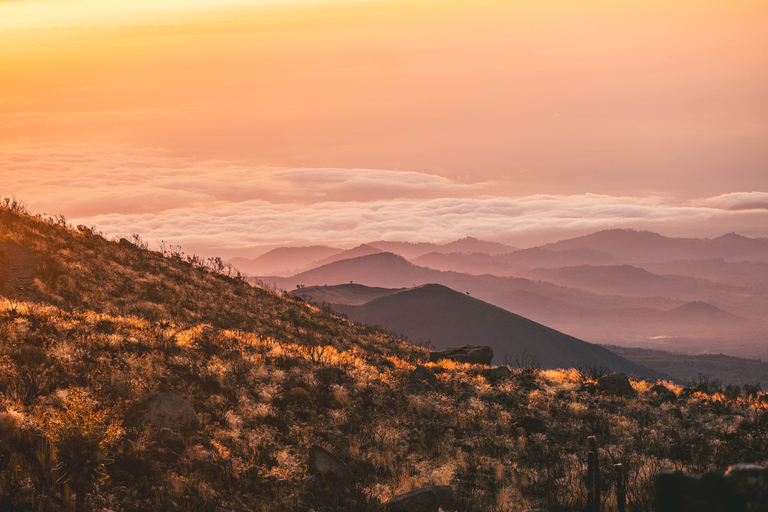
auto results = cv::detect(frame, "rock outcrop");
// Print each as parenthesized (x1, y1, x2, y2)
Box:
(385, 485, 457, 512)
(656, 464, 768, 512)
(597, 373, 637, 398)
(429, 345, 493, 366)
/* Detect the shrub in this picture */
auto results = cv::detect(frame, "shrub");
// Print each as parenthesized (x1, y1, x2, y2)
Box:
(45, 388, 120, 512)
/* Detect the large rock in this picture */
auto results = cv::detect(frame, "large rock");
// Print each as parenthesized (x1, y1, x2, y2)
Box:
(307, 445, 352, 481)
(596, 373, 637, 398)
(385, 485, 457, 512)
(124, 391, 198, 431)
(656, 465, 768, 512)
(410, 365, 438, 386)
(482, 366, 512, 383)
(386, 487, 438, 512)
(429, 345, 493, 366)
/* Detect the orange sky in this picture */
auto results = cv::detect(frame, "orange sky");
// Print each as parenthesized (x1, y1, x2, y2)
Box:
(1, 0, 767, 254)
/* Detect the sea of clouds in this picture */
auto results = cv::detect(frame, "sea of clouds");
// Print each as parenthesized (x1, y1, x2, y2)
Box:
(3, 144, 767, 257)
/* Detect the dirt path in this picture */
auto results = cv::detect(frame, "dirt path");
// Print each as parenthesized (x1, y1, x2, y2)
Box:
(0, 241, 41, 302)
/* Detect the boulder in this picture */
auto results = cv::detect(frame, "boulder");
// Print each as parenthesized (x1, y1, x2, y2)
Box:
(431, 485, 458, 511)
(650, 383, 677, 402)
(725, 463, 768, 509)
(481, 366, 512, 383)
(124, 391, 198, 431)
(429, 345, 493, 366)
(307, 445, 352, 481)
(596, 374, 637, 398)
(386, 487, 439, 512)
(157, 428, 185, 454)
(409, 365, 438, 387)
(656, 465, 768, 512)
(385, 485, 457, 512)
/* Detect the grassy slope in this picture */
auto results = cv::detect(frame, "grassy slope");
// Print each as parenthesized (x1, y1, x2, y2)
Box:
(0, 206, 767, 512)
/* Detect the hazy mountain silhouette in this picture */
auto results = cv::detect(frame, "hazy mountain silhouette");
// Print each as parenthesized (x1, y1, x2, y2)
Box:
(413, 247, 616, 275)
(664, 301, 742, 323)
(295, 283, 663, 378)
(263, 250, 768, 359)
(367, 237, 515, 259)
(228, 245, 342, 276)
(306, 243, 384, 269)
(542, 229, 768, 263)
(521, 264, 734, 300)
(637, 259, 768, 289)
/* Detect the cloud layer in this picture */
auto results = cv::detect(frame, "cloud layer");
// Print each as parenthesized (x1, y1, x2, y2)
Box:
(2, 144, 767, 257)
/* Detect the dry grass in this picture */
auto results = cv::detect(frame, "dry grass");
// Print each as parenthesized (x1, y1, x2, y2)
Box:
(0, 204, 766, 511)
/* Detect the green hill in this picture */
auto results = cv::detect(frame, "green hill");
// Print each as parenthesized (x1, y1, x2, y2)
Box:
(0, 204, 766, 512)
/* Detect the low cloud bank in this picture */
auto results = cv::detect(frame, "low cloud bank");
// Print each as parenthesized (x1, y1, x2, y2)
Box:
(2, 144, 766, 257)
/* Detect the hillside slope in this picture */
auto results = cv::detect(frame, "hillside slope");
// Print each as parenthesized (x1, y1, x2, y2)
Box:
(1, 205, 766, 512)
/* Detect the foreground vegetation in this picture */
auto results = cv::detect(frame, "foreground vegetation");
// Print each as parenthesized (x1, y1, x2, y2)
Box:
(0, 202, 767, 511)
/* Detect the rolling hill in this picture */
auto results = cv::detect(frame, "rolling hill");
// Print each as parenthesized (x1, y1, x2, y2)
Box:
(295, 283, 664, 378)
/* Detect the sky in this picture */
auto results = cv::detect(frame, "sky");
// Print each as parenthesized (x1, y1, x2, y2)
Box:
(1, 0, 767, 257)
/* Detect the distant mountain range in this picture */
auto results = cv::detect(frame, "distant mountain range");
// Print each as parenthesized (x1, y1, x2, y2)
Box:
(251, 229, 768, 360)
(293, 283, 664, 379)
(541, 229, 768, 263)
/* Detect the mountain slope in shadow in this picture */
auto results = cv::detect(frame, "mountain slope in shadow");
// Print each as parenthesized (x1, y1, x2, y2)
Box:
(296, 283, 664, 379)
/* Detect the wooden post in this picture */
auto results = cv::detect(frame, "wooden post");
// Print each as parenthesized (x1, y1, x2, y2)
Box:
(614, 463, 625, 512)
(587, 436, 601, 512)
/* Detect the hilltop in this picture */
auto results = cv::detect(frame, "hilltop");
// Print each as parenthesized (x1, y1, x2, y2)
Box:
(1, 204, 767, 512)
(294, 283, 663, 379)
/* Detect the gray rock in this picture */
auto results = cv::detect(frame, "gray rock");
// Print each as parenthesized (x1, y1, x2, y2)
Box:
(431, 485, 458, 511)
(429, 345, 493, 366)
(308, 445, 352, 481)
(386, 487, 439, 512)
(725, 464, 768, 510)
(650, 383, 677, 402)
(410, 365, 438, 386)
(158, 428, 185, 453)
(482, 366, 512, 383)
(597, 373, 637, 398)
(124, 391, 198, 431)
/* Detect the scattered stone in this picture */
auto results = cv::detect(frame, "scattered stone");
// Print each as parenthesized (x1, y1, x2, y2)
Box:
(124, 391, 198, 431)
(650, 383, 677, 402)
(429, 345, 493, 366)
(307, 445, 352, 481)
(385, 487, 439, 512)
(314, 367, 347, 385)
(481, 366, 512, 383)
(596, 373, 637, 398)
(409, 365, 438, 387)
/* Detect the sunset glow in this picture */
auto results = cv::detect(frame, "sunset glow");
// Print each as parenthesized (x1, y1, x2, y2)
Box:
(2, 0, 767, 255)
